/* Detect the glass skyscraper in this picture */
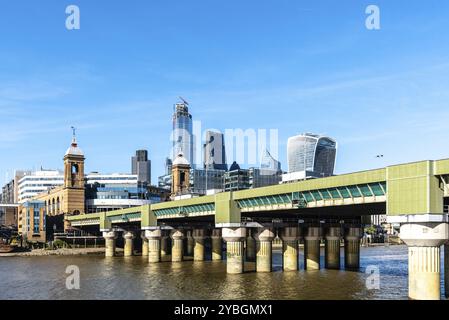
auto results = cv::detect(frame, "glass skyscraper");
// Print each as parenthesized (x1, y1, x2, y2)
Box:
(287, 133, 337, 178)
(172, 102, 194, 166)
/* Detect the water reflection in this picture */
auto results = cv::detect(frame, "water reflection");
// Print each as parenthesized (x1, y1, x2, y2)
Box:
(0, 245, 445, 300)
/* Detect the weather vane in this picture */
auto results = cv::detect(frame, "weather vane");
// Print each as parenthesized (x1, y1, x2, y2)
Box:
(71, 126, 76, 138)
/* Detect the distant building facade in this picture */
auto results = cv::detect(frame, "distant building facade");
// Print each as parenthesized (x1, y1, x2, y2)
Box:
(0, 204, 18, 227)
(224, 162, 250, 191)
(190, 169, 225, 195)
(18, 201, 46, 243)
(286, 133, 337, 181)
(17, 170, 63, 204)
(203, 130, 227, 171)
(158, 158, 173, 191)
(132, 150, 151, 185)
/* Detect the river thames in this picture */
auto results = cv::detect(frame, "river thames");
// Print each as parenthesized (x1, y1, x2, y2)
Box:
(0, 245, 446, 300)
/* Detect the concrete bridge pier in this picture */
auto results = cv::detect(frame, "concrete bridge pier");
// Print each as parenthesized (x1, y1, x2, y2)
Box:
(123, 231, 135, 257)
(445, 243, 449, 298)
(245, 229, 256, 262)
(211, 229, 223, 261)
(141, 232, 149, 256)
(304, 226, 322, 270)
(400, 222, 448, 300)
(344, 226, 362, 270)
(223, 227, 246, 274)
(280, 226, 301, 271)
(103, 231, 117, 257)
(145, 229, 162, 263)
(193, 229, 207, 261)
(170, 229, 185, 262)
(325, 226, 342, 269)
(254, 228, 275, 272)
(186, 230, 194, 257)
(160, 231, 170, 261)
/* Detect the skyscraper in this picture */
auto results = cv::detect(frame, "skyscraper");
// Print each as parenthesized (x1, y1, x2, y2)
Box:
(131, 150, 151, 185)
(203, 130, 227, 171)
(287, 133, 337, 178)
(172, 101, 194, 167)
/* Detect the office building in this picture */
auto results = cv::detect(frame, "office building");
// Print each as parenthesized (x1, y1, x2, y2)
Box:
(189, 169, 225, 195)
(203, 130, 227, 171)
(17, 170, 64, 204)
(224, 162, 250, 191)
(286, 133, 337, 180)
(131, 150, 151, 185)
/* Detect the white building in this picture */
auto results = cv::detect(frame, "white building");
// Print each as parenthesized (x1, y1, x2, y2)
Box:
(18, 171, 139, 204)
(17, 170, 64, 203)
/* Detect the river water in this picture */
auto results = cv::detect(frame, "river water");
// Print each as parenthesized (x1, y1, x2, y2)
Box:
(0, 245, 446, 300)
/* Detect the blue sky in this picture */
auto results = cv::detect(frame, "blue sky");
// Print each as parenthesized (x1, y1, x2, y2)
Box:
(1, 0, 449, 185)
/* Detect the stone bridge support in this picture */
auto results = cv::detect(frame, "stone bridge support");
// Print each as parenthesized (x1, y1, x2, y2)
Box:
(160, 231, 170, 261)
(103, 231, 117, 257)
(400, 222, 449, 300)
(145, 229, 162, 263)
(245, 229, 256, 262)
(170, 229, 185, 262)
(223, 227, 246, 274)
(123, 231, 135, 257)
(325, 226, 341, 269)
(304, 226, 322, 270)
(280, 226, 301, 271)
(211, 229, 223, 261)
(344, 226, 362, 270)
(193, 229, 207, 261)
(254, 228, 275, 273)
(186, 230, 194, 257)
(141, 232, 149, 256)
(445, 243, 449, 299)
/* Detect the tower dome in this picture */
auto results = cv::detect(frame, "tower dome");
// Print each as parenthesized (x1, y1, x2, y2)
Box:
(173, 152, 190, 166)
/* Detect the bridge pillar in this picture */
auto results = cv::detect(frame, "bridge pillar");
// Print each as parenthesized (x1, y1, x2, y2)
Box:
(223, 227, 246, 274)
(186, 230, 194, 257)
(160, 231, 170, 261)
(145, 229, 161, 263)
(245, 229, 256, 262)
(280, 226, 300, 271)
(170, 229, 185, 262)
(304, 226, 322, 270)
(123, 231, 135, 257)
(344, 226, 362, 270)
(103, 231, 117, 257)
(325, 226, 342, 269)
(254, 228, 275, 272)
(400, 222, 448, 300)
(211, 229, 223, 261)
(141, 232, 149, 256)
(445, 244, 449, 298)
(193, 229, 207, 261)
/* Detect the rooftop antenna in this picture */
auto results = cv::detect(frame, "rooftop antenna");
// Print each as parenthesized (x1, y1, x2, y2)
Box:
(179, 96, 189, 105)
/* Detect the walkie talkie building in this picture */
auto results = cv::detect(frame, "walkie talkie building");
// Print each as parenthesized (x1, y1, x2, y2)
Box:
(287, 133, 337, 178)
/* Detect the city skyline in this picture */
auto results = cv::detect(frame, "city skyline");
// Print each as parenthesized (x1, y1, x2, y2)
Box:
(2, 1, 449, 185)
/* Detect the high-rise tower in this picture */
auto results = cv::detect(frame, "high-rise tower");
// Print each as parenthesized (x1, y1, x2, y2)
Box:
(203, 130, 227, 171)
(132, 149, 151, 185)
(172, 100, 194, 167)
